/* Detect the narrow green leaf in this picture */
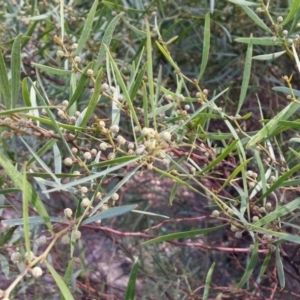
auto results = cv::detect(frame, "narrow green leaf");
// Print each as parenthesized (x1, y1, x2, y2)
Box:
(227, 0, 259, 5)
(218, 158, 252, 192)
(22, 77, 31, 107)
(203, 262, 215, 300)
(73, 0, 98, 56)
(155, 41, 179, 71)
(0, 226, 17, 247)
(94, 12, 124, 72)
(64, 257, 75, 283)
(125, 257, 139, 300)
(1, 216, 65, 226)
(105, 45, 140, 129)
(31, 63, 72, 76)
(27, 139, 57, 166)
(257, 250, 272, 282)
(61, 257, 75, 300)
(258, 162, 300, 201)
(23, 164, 31, 261)
(272, 86, 300, 97)
(169, 181, 179, 205)
(0, 254, 9, 279)
(45, 261, 75, 300)
(200, 140, 239, 174)
(146, 19, 156, 129)
(82, 204, 137, 225)
(0, 153, 52, 232)
(46, 155, 143, 194)
(129, 63, 147, 99)
(22, 21, 38, 48)
(21, 137, 59, 183)
(241, 6, 273, 34)
(67, 62, 92, 109)
(142, 224, 226, 246)
(79, 69, 103, 127)
(198, 12, 210, 80)
(252, 51, 286, 61)
(238, 239, 258, 288)
(235, 37, 279, 45)
(122, 19, 147, 37)
(276, 245, 285, 289)
(246, 101, 300, 148)
(237, 35, 252, 114)
(102, 0, 143, 13)
(253, 197, 300, 228)
(281, 0, 300, 26)
(11, 34, 22, 108)
(0, 49, 11, 107)
(292, 43, 300, 73)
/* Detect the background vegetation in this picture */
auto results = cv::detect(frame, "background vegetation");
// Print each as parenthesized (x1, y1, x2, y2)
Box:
(1, 0, 300, 299)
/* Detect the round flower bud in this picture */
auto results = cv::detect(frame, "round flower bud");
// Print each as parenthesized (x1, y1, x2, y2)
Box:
(64, 157, 73, 166)
(128, 149, 135, 155)
(102, 204, 109, 211)
(117, 135, 126, 145)
(269, 244, 276, 252)
(259, 207, 266, 213)
(178, 94, 185, 101)
(73, 170, 81, 176)
(159, 131, 171, 142)
(80, 186, 88, 194)
(81, 198, 91, 207)
(277, 16, 283, 23)
(71, 147, 78, 154)
(128, 143, 134, 149)
(110, 125, 119, 133)
(184, 104, 190, 111)
(57, 109, 65, 118)
(61, 234, 70, 244)
(74, 230, 81, 240)
(10, 252, 22, 263)
(99, 121, 106, 128)
(101, 83, 109, 91)
(147, 163, 153, 170)
(282, 30, 288, 36)
(32, 266, 43, 278)
(83, 152, 92, 160)
(265, 202, 272, 209)
(99, 142, 108, 150)
(111, 193, 119, 201)
(87, 69, 94, 76)
(91, 149, 98, 156)
(108, 152, 115, 160)
(252, 216, 259, 222)
(71, 43, 78, 50)
(70, 116, 76, 123)
(96, 192, 103, 199)
(64, 208, 73, 218)
(57, 50, 65, 57)
(25, 251, 35, 261)
(74, 56, 81, 63)
(230, 224, 239, 232)
(136, 145, 146, 155)
(62, 100, 69, 106)
(38, 235, 47, 245)
(212, 210, 220, 217)
(246, 170, 254, 177)
(235, 231, 242, 239)
(248, 181, 255, 188)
